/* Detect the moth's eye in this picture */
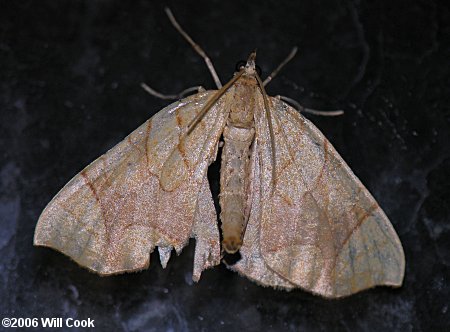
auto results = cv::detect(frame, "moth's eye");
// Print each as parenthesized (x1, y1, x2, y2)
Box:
(255, 65, 262, 77)
(235, 60, 246, 72)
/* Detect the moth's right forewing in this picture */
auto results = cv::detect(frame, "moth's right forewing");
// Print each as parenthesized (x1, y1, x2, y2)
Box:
(34, 91, 226, 278)
(256, 99, 405, 298)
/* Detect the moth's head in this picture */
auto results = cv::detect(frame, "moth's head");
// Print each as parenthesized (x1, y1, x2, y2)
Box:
(245, 51, 257, 74)
(234, 51, 262, 78)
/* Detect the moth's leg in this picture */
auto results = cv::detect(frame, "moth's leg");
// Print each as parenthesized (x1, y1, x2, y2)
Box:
(165, 7, 223, 89)
(140, 83, 205, 100)
(277, 95, 344, 116)
(263, 47, 298, 86)
(265, 47, 343, 116)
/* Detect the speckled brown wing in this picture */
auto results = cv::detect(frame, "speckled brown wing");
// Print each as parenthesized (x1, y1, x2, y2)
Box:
(237, 96, 405, 298)
(34, 90, 230, 280)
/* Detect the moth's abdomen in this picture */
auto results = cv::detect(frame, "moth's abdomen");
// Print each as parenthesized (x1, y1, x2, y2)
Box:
(220, 125, 254, 253)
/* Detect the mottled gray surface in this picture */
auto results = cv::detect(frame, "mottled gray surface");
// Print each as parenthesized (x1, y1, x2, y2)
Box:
(1, 0, 449, 331)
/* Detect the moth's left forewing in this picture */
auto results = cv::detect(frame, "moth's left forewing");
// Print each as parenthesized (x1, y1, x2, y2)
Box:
(242, 96, 404, 298)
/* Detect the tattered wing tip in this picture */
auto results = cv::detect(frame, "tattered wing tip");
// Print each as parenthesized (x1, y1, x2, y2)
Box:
(191, 237, 221, 284)
(191, 255, 220, 284)
(192, 272, 201, 283)
(158, 246, 173, 269)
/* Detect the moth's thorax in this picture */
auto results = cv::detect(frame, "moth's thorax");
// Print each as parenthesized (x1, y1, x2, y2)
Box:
(228, 75, 258, 128)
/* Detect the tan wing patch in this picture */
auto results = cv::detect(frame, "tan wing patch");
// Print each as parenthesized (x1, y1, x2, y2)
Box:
(250, 97, 404, 298)
(34, 91, 227, 278)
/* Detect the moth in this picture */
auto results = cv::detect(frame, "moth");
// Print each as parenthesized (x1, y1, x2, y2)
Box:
(34, 8, 405, 298)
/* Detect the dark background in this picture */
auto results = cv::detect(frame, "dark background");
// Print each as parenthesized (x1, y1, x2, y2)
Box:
(1, 0, 449, 331)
